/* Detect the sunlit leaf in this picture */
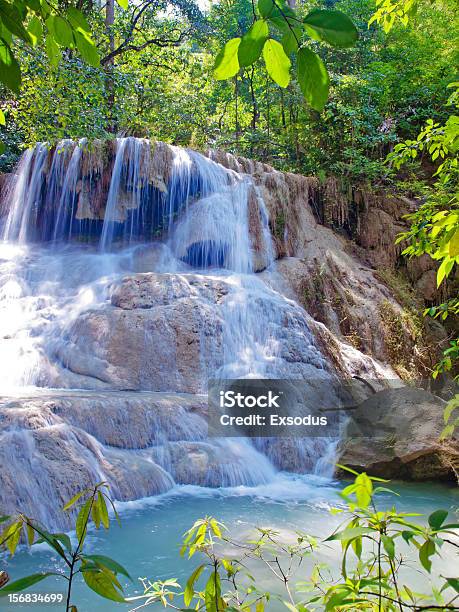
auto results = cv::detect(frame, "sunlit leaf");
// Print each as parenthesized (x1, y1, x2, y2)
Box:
(214, 38, 241, 80)
(263, 38, 291, 88)
(238, 20, 268, 68)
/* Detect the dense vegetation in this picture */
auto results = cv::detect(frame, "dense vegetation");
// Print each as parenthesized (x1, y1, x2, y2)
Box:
(0, 0, 456, 181)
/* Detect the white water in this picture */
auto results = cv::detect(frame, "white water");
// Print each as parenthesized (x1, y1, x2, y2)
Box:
(0, 139, 341, 528)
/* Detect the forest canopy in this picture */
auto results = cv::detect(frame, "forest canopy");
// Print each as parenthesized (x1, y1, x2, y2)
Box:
(0, 0, 457, 187)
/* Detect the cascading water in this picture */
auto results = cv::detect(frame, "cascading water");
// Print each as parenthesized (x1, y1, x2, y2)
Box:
(0, 138, 340, 527)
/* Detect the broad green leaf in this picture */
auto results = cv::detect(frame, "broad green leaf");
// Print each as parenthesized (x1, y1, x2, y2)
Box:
(297, 46, 329, 111)
(258, 0, 277, 19)
(1, 521, 22, 554)
(74, 31, 100, 67)
(116, 0, 128, 9)
(82, 569, 125, 603)
(281, 28, 301, 55)
(445, 578, 459, 593)
(428, 509, 448, 531)
(0, 573, 54, 596)
(238, 20, 268, 68)
(67, 8, 91, 33)
(83, 555, 132, 580)
(419, 539, 435, 572)
(52, 16, 73, 47)
(0, 109, 4, 125)
(27, 16, 43, 46)
(0, 1, 32, 43)
(184, 564, 205, 606)
(45, 34, 61, 68)
(258, 0, 295, 22)
(303, 10, 358, 48)
(437, 256, 454, 286)
(0, 39, 21, 93)
(214, 38, 241, 80)
(263, 38, 290, 88)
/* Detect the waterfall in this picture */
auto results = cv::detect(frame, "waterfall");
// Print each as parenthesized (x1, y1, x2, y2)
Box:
(0, 138, 341, 527)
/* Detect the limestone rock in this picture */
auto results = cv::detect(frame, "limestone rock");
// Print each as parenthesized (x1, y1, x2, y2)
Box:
(338, 386, 459, 481)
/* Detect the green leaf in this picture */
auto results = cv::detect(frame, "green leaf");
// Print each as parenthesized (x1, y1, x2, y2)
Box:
(258, 0, 277, 19)
(83, 555, 131, 580)
(76, 499, 92, 544)
(297, 46, 329, 111)
(437, 257, 454, 287)
(184, 564, 205, 606)
(74, 31, 100, 67)
(45, 34, 61, 68)
(214, 38, 241, 80)
(238, 20, 268, 68)
(0, 39, 21, 93)
(67, 8, 91, 33)
(1, 521, 22, 555)
(53, 533, 72, 553)
(381, 535, 395, 560)
(0, 573, 54, 596)
(0, 1, 32, 43)
(63, 490, 86, 511)
(303, 10, 358, 48)
(0, 108, 5, 125)
(281, 28, 301, 55)
(449, 229, 459, 257)
(428, 509, 448, 531)
(445, 578, 459, 593)
(116, 0, 128, 9)
(82, 568, 126, 603)
(52, 16, 73, 47)
(419, 539, 435, 572)
(204, 571, 221, 612)
(263, 38, 290, 88)
(0, 141, 4, 154)
(325, 527, 373, 541)
(27, 16, 42, 46)
(98, 492, 109, 529)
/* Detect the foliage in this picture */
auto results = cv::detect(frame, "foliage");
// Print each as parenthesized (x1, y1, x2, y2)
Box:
(213, 0, 358, 112)
(390, 81, 459, 388)
(129, 468, 459, 611)
(0, 482, 130, 611)
(0, 0, 106, 151)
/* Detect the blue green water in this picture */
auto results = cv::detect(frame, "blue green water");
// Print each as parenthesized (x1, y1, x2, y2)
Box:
(2, 475, 458, 612)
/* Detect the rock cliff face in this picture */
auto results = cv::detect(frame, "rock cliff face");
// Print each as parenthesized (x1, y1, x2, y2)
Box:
(0, 140, 457, 530)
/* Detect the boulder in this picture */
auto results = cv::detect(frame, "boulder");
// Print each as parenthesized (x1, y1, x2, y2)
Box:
(338, 386, 459, 481)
